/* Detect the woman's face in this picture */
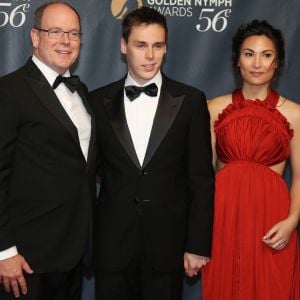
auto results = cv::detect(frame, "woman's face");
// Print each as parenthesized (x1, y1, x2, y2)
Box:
(238, 35, 277, 87)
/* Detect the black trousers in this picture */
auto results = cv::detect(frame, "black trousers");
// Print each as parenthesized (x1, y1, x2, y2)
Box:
(95, 221, 183, 300)
(0, 262, 82, 300)
(95, 258, 183, 300)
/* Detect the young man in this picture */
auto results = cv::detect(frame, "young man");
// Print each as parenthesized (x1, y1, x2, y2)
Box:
(0, 2, 96, 299)
(90, 7, 214, 299)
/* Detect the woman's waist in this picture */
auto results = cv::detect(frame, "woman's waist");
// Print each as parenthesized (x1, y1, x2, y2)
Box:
(217, 159, 286, 176)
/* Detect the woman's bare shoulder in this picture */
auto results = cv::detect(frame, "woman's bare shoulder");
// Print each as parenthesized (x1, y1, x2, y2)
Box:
(207, 94, 232, 115)
(278, 96, 300, 127)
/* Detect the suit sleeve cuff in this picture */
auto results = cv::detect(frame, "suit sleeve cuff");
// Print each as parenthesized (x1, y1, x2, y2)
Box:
(0, 246, 18, 260)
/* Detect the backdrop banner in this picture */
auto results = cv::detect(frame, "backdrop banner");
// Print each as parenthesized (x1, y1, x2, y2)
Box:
(0, 1, 299, 299)
(0, 0, 299, 100)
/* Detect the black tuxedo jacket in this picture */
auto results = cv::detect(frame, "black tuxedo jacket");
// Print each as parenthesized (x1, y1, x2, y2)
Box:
(0, 59, 96, 273)
(90, 75, 214, 272)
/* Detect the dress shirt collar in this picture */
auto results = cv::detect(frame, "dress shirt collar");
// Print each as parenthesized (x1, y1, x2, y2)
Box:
(32, 55, 70, 87)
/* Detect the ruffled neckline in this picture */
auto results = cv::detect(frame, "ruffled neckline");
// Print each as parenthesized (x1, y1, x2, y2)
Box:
(214, 89, 293, 138)
(233, 88, 278, 108)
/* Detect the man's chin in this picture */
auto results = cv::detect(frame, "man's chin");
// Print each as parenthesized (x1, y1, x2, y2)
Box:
(143, 70, 159, 81)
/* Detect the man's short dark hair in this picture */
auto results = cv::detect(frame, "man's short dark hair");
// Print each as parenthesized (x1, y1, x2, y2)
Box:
(122, 7, 168, 43)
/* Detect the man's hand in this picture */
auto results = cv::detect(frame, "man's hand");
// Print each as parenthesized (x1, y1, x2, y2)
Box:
(0, 254, 33, 298)
(184, 252, 209, 277)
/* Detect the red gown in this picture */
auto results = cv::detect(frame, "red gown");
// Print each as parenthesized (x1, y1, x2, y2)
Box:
(202, 89, 299, 300)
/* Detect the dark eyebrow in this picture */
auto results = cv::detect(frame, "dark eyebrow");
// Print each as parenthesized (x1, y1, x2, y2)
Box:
(242, 48, 274, 53)
(132, 40, 146, 44)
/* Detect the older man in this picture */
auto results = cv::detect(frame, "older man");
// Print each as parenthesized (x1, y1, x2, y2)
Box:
(0, 2, 96, 299)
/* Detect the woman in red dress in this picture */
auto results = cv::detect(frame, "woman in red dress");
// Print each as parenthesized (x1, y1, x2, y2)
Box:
(202, 20, 299, 299)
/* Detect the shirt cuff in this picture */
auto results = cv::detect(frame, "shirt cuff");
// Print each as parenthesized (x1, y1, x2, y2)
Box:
(0, 246, 18, 260)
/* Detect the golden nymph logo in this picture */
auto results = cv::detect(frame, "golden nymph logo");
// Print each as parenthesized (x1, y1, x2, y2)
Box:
(111, 0, 143, 19)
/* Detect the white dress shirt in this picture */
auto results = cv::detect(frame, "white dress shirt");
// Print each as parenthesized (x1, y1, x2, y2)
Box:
(32, 56, 91, 161)
(124, 72, 162, 166)
(0, 56, 91, 260)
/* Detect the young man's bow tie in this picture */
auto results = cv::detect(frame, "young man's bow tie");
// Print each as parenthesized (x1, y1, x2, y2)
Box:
(125, 83, 158, 101)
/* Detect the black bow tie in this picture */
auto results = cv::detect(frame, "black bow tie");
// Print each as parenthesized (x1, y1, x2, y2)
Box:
(125, 83, 158, 101)
(52, 75, 80, 93)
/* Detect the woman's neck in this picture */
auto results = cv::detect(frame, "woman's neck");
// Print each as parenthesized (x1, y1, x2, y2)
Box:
(242, 83, 270, 100)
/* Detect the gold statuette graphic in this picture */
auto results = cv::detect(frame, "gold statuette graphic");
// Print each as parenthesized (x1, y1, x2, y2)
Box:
(111, 0, 143, 19)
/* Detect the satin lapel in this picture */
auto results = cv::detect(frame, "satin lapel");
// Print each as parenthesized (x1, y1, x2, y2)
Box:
(86, 114, 96, 170)
(103, 87, 141, 169)
(78, 84, 95, 168)
(78, 85, 92, 115)
(24, 61, 81, 149)
(142, 82, 184, 168)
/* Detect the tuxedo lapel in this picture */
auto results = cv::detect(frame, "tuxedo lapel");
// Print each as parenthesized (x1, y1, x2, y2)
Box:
(24, 60, 81, 150)
(103, 83, 141, 169)
(78, 85, 92, 115)
(142, 78, 184, 168)
(78, 84, 96, 169)
(85, 114, 96, 169)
